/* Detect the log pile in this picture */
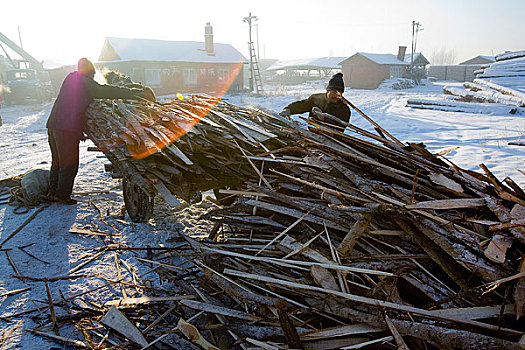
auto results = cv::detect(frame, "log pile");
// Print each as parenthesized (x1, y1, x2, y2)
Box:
(25, 75, 523, 348)
(407, 50, 525, 114)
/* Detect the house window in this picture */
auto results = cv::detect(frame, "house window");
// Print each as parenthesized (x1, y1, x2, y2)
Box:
(145, 69, 161, 87)
(132, 68, 141, 80)
(390, 66, 405, 78)
(218, 69, 230, 82)
(183, 68, 197, 84)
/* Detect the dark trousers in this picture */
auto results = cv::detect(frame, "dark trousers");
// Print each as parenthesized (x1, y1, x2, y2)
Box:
(47, 128, 81, 199)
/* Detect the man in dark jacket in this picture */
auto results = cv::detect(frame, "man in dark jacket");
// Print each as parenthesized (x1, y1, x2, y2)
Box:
(280, 72, 350, 131)
(46, 57, 155, 205)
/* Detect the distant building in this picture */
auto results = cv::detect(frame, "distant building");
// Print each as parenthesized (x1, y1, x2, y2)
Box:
(404, 52, 430, 69)
(339, 47, 410, 89)
(97, 24, 247, 94)
(265, 57, 345, 85)
(459, 55, 495, 65)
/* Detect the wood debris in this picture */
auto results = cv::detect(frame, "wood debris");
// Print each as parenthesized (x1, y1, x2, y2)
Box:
(15, 71, 525, 349)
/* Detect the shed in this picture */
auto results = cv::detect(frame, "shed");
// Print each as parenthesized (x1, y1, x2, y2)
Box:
(339, 51, 409, 89)
(459, 55, 495, 65)
(404, 52, 430, 68)
(97, 25, 247, 94)
(265, 57, 344, 84)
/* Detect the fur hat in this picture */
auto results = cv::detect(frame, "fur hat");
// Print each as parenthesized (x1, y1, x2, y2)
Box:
(327, 72, 344, 93)
(78, 58, 95, 76)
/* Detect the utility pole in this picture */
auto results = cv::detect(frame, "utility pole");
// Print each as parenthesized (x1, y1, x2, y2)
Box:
(411, 21, 423, 67)
(18, 26, 27, 69)
(243, 12, 257, 92)
(255, 23, 260, 64)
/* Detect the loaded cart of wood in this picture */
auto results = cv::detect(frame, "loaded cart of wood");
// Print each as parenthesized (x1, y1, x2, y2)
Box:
(79, 74, 525, 349)
(84, 88, 290, 222)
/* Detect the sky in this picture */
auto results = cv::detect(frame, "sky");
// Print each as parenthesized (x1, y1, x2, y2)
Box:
(0, 0, 524, 68)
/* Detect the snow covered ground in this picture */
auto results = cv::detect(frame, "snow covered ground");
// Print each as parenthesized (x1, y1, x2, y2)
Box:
(0, 81, 524, 348)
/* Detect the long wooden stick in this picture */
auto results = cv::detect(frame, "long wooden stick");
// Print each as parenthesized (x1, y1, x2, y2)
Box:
(0, 205, 48, 248)
(341, 96, 404, 146)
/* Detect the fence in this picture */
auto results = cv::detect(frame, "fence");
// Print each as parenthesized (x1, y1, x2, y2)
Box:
(428, 65, 483, 82)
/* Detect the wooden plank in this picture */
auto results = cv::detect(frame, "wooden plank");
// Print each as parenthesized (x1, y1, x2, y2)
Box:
(278, 235, 332, 264)
(105, 295, 192, 307)
(101, 306, 148, 347)
(341, 336, 394, 349)
(484, 235, 513, 264)
(384, 313, 409, 350)
(310, 265, 339, 291)
(428, 305, 515, 321)
(166, 143, 194, 165)
(301, 323, 381, 341)
(405, 198, 486, 210)
(202, 245, 393, 276)
(151, 179, 181, 207)
(246, 200, 348, 232)
(179, 299, 261, 321)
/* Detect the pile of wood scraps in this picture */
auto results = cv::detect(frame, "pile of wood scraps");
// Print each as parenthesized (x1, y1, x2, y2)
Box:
(21, 74, 521, 348)
(197, 116, 525, 348)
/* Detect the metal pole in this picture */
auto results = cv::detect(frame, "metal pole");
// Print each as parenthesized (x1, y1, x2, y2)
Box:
(255, 24, 260, 64)
(243, 12, 258, 92)
(411, 21, 415, 67)
(249, 15, 253, 92)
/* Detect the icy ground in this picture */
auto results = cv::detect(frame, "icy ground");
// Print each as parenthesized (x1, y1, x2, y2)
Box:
(0, 81, 524, 348)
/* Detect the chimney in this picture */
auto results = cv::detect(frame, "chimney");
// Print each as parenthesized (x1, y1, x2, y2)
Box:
(205, 22, 214, 55)
(397, 46, 407, 61)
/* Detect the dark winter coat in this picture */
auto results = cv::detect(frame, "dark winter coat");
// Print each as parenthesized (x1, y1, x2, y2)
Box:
(285, 93, 350, 127)
(46, 71, 138, 133)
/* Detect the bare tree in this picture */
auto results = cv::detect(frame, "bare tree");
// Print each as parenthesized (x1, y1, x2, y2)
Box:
(430, 46, 458, 65)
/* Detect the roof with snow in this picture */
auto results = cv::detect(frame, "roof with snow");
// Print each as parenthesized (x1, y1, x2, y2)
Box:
(340, 53, 409, 66)
(459, 55, 495, 65)
(98, 37, 247, 64)
(266, 57, 346, 71)
(403, 52, 430, 65)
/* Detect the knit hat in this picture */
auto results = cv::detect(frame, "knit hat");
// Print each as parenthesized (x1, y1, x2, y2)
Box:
(327, 72, 344, 93)
(78, 57, 95, 76)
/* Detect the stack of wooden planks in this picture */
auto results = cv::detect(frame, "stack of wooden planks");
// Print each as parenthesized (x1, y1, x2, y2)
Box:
(85, 93, 291, 206)
(407, 49, 525, 114)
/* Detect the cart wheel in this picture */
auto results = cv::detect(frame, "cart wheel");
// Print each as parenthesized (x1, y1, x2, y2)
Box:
(123, 178, 154, 222)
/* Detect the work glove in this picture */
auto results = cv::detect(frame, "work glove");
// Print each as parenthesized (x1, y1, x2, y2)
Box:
(311, 107, 324, 121)
(279, 108, 291, 119)
(132, 87, 156, 102)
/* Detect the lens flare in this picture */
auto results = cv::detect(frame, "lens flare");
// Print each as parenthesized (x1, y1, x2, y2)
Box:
(126, 61, 244, 160)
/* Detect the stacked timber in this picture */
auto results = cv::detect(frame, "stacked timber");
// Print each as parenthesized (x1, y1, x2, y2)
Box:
(407, 49, 525, 113)
(51, 74, 524, 349)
